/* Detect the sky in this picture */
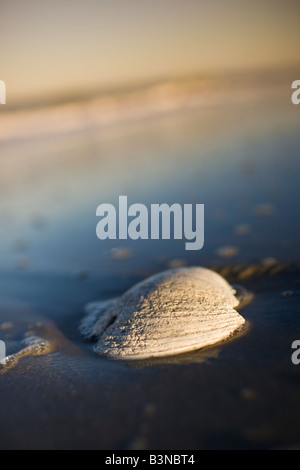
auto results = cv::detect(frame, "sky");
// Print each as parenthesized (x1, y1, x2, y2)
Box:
(0, 0, 300, 103)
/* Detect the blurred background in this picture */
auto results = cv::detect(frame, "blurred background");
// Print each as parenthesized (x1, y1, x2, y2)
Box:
(0, 0, 299, 275)
(1, 0, 300, 103)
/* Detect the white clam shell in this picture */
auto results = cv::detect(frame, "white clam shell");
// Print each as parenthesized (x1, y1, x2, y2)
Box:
(80, 267, 246, 360)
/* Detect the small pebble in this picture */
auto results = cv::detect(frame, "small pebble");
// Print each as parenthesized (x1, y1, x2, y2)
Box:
(15, 257, 31, 270)
(128, 437, 149, 450)
(144, 403, 156, 416)
(31, 215, 46, 229)
(234, 224, 251, 236)
(213, 209, 227, 222)
(241, 388, 257, 401)
(12, 238, 29, 252)
(261, 257, 277, 267)
(167, 258, 186, 269)
(110, 247, 132, 261)
(0, 322, 13, 332)
(254, 203, 275, 218)
(74, 269, 90, 280)
(281, 290, 294, 297)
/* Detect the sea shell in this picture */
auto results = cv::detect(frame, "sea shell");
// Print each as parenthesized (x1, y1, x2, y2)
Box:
(80, 267, 246, 360)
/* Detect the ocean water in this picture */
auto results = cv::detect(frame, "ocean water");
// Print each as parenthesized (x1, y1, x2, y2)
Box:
(0, 77, 300, 449)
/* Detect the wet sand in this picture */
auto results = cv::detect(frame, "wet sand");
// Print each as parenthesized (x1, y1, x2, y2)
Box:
(0, 73, 300, 449)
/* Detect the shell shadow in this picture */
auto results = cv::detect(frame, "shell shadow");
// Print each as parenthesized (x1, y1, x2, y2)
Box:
(125, 345, 221, 369)
(124, 322, 250, 369)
